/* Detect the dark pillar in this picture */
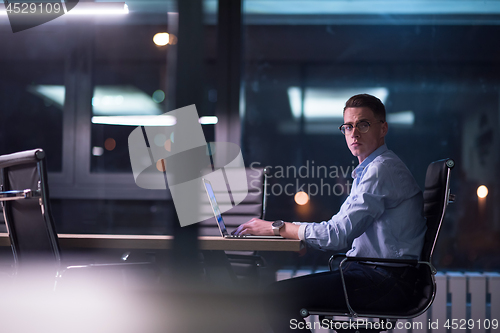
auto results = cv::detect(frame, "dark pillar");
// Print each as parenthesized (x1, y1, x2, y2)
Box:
(170, 0, 205, 285)
(216, 0, 243, 146)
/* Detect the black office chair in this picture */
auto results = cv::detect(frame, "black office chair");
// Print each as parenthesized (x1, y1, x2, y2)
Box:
(0, 149, 157, 288)
(299, 158, 455, 332)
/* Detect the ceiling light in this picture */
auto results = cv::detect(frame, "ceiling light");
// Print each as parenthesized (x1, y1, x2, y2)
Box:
(65, 2, 129, 15)
(241, 1, 500, 15)
(153, 32, 170, 46)
(91, 86, 162, 116)
(477, 185, 488, 199)
(387, 111, 415, 126)
(92, 115, 177, 126)
(199, 116, 218, 125)
(294, 191, 309, 205)
(288, 87, 389, 119)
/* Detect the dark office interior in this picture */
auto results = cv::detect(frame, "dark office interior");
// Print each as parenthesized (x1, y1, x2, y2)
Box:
(1, 1, 500, 332)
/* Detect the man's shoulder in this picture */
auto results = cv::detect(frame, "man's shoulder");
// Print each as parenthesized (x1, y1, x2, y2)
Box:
(367, 149, 403, 172)
(376, 150, 420, 186)
(372, 149, 408, 169)
(364, 149, 422, 198)
(367, 150, 418, 183)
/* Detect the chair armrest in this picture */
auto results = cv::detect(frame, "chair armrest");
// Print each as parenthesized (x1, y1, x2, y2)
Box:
(329, 254, 421, 271)
(332, 253, 347, 260)
(339, 256, 419, 266)
(338, 256, 436, 274)
(328, 253, 347, 271)
(0, 189, 40, 201)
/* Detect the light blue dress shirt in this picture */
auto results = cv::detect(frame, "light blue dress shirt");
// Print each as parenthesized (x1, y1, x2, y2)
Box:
(296, 144, 426, 260)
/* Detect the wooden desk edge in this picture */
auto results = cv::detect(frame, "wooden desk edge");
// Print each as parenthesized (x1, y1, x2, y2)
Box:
(0, 233, 304, 252)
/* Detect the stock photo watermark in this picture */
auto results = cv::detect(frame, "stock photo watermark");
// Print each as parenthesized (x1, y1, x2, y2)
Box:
(290, 318, 499, 331)
(128, 105, 249, 227)
(3, 0, 79, 33)
(249, 160, 370, 198)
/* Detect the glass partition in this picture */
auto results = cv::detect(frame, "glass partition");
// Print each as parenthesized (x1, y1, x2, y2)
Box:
(242, 0, 500, 270)
(0, 38, 66, 172)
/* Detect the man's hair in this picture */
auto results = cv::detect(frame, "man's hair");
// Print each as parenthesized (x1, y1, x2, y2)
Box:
(343, 94, 386, 121)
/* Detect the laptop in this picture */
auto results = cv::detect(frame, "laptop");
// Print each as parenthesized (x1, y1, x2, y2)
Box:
(202, 178, 283, 239)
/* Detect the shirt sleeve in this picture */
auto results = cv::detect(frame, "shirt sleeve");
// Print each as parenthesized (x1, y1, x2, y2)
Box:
(301, 162, 394, 251)
(293, 222, 307, 241)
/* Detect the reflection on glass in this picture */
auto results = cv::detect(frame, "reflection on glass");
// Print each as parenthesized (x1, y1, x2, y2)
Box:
(92, 86, 162, 116)
(0, 71, 64, 172)
(287, 87, 389, 119)
(242, 0, 500, 270)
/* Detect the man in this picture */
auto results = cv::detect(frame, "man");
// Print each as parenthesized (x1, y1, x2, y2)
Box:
(233, 94, 427, 332)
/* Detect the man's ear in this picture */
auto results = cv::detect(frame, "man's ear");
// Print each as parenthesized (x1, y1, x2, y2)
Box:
(381, 121, 388, 137)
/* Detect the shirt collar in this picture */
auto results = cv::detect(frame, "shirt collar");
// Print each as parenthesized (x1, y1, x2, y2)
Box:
(351, 144, 388, 179)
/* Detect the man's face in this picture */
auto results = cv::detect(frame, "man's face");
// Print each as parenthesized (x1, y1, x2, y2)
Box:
(343, 107, 388, 163)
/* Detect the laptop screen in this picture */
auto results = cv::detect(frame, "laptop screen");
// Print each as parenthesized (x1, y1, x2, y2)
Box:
(203, 178, 229, 237)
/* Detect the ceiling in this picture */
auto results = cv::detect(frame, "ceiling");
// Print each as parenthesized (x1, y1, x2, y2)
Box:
(2, 0, 500, 26)
(118, 0, 500, 25)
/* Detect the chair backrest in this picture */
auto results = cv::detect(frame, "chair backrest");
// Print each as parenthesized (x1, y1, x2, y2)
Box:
(198, 168, 269, 236)
(421, 158, 455, 264)
(0, 149, 61, 266)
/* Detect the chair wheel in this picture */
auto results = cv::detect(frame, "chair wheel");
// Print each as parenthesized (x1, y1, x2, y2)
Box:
(299, 308, 309, 317)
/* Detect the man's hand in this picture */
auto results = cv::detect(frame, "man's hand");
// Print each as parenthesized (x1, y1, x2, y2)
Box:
(232, 218, 301, 240)
(232, 218, 273, 236)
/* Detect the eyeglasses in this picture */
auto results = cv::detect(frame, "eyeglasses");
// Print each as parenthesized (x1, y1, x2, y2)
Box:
(339, 120, 384, 135)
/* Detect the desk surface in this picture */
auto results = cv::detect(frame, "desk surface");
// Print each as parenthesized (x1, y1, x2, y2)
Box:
(0, 233, 303, 252)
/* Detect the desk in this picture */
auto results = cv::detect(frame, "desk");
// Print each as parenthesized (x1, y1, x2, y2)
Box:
(0, 232, 303, 252)
(0, 232, 303, 288)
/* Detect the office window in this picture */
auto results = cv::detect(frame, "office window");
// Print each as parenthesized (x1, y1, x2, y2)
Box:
(0, 2, 218, 236)
(51, 199, 175, 235)
(90, 6, 218, 174)
(91, 25, 170, 173)
(242, 1, 500, 270)
(0, 28, 66, 172)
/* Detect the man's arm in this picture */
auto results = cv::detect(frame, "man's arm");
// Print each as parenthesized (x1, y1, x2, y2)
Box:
(233, 161, 399, 247)
(232, 218, 300, 239)
(232, 163, 387, 244)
